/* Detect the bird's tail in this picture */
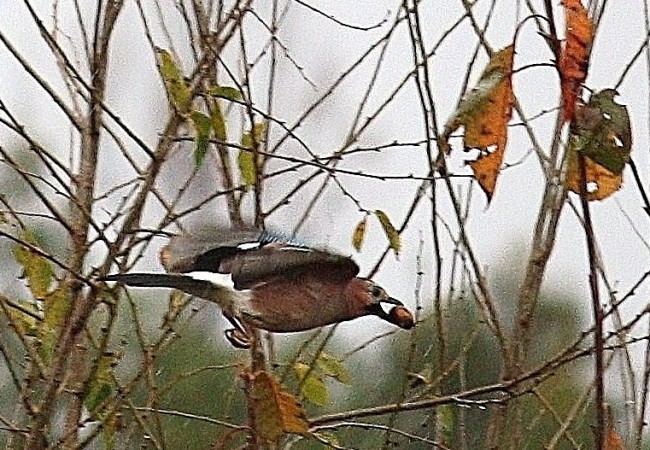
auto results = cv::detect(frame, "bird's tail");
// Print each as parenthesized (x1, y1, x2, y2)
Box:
(102, 273, 234, 309)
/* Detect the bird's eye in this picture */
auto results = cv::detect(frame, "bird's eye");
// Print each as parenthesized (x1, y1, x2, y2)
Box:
(371, 285, 383, 298)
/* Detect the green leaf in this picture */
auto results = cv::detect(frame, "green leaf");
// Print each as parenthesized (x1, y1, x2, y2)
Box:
(294, 362, 329, 406)
(41, 288, 70, 360)
(242, 122, 267, 149)
(189, 110, 212, 167)
(84, 353, 117, 416)
(5, 299, 40, 337)
(316, 352, 351, 385)
(437, 404, 454, 443)
(352, 217, 367, 252)
(156, 48, 191, 113)
(374, 210, 401, 257)
(13, 231, 53, 298)
(207, 85, 242, 101)
(103, 412, 119, 450)
(573, 89, 632, 175)
(211, 102, 227, 142)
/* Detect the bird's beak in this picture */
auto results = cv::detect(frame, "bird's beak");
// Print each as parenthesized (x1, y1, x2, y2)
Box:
(380, 297, 403, 307)
(366, 297, 414, 329)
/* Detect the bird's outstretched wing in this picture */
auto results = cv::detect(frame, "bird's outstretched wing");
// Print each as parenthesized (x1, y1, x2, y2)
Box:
(160, 227, 360, 290)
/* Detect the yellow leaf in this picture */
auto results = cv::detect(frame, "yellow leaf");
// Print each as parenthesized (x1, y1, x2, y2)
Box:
(316, 352, 351, 385)
(442, 45, 515, 201)
(238, 149, 256, 189)
(352, 217, 367, 252)
(13, 231, 53, 298)
(560, 0, 594, 122)
(211, 102, 227, 142)
(208, 85, 242, 101)
(245, 370, 310, 442)
(566, 145, 622, 201)
(294, 362, 329, 406)
(374, 210, 401, 257)
(156, 48, 191, 114)
(239, 122, 267, 189)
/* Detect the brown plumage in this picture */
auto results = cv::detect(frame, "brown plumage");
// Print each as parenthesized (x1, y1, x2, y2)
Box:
(103, 227, 414, 348)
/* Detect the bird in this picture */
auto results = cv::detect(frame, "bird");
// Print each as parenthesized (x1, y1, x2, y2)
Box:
(102, 227, 414, 348)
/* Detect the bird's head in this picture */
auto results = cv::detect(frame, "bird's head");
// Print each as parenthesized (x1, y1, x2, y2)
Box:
(350, 279, 415, 329)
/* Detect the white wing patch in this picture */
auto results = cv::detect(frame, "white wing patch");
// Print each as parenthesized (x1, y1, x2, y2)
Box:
(187, 271, 236, 289)
(237, 241, 262, 250)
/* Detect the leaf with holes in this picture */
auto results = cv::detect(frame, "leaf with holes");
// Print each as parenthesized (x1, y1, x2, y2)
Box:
(190, 110, 212, 168)
(156, 48, 191, 114)
(566, 89, 631, 200)
(374, 210, 401, 257)
(559, 0, 594, 122)
(577, 89, 631, 174)
(566, 151, 621, 201)
(352, 216, 367, 252)
(245, 370, 310, 442)
(441, 45, 515, 201)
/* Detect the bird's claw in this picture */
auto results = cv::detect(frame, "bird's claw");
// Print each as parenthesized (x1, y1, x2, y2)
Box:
(225, 328, 251, 348)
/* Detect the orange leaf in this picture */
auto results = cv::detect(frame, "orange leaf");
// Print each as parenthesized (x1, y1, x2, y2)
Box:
(244, 370, 310, 442)
(559, 0, 594, 122)
(442, 45, 515, 201)
(566, 149, 622, 201)
(604, 423, 625, 450)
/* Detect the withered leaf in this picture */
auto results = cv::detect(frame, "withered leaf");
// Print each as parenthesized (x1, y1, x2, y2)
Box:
(566, 89, 631, 200)
(603, 423, 625, 450)
(441, 45, 515, 201)
(246, 370, 310, 442)
(559, 0, 594, 122)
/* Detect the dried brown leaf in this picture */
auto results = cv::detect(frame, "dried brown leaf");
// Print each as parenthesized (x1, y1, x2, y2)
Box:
(246, 370, 310, 442)
(559, 0, 594, 122)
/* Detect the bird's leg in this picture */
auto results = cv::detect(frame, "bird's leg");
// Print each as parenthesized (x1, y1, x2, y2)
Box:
(223, 314, 252, 348)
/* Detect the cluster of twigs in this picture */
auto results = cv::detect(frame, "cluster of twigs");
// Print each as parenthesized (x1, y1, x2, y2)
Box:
(0, 1, 649, 449)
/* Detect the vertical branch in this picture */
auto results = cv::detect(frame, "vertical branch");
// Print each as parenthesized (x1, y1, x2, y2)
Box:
(24, 2, 124, 448)
(193, 0, 244, 227)
(578, 153, 605, 450)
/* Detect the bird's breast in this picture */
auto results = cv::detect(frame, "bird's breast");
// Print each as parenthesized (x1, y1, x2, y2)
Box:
(240, 280, 355, 332)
